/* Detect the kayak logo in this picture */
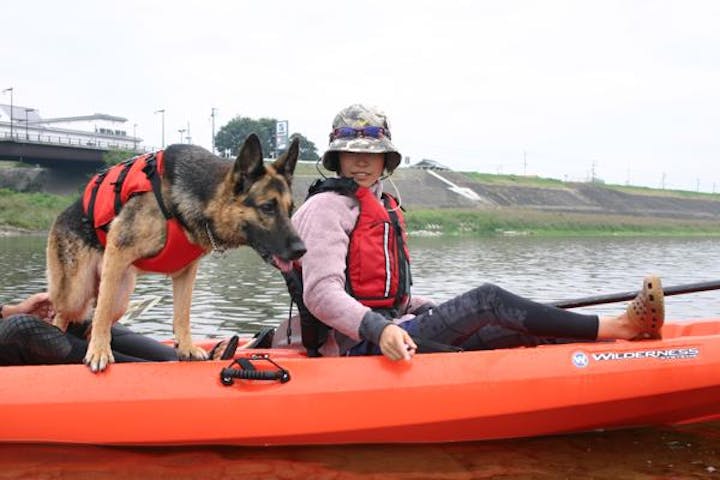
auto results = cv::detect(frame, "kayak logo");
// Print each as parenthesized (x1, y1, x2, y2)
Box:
(571, 351, 590, 368)
(591, 348, 699, 361)
(572, 347, 699, 368)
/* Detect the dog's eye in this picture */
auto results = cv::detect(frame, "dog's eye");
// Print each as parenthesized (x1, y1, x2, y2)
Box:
(260, 202, 276, 215)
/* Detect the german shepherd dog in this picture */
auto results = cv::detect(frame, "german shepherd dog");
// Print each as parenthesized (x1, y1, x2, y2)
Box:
(47, 134, 305, 372)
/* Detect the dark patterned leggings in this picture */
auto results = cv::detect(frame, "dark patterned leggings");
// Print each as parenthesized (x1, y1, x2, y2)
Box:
(350, 283, 600, 355)
(0, 314, 177, 366)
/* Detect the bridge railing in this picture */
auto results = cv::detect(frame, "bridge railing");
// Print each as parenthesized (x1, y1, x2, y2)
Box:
(0, 131, 151, 152)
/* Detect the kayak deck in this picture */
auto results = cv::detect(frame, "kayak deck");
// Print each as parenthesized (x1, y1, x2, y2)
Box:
(1, 318, 719, 446)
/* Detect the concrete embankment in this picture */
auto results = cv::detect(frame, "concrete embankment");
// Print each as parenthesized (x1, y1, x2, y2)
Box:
(3, 162, 720, 222)
(293, 169, 720, 221)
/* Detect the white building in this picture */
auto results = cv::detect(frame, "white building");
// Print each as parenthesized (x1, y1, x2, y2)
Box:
(411, 159, 452, 171)
(0, 104, 141, 150)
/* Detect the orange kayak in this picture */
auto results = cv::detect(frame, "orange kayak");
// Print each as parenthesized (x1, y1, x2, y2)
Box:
(1, 319, 719, 446)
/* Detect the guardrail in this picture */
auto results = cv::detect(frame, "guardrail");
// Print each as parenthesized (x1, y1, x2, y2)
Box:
(0, 132, 151, 152)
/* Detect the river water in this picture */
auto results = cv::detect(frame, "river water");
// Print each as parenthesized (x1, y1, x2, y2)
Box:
(0, 234, 719, 478)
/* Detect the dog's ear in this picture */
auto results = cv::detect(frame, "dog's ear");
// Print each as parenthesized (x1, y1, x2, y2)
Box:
(273, 137, 299, 186)
(233, 133, 266, 193)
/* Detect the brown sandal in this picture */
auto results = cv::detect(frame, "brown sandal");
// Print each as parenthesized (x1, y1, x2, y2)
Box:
(627, 275, 665, 340)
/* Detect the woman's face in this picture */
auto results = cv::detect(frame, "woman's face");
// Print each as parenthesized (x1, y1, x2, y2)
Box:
(338, 152, 385, 188)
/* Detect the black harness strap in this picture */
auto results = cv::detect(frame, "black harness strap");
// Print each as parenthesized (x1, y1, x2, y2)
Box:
(306, 176, 358, 199)
(141, 154, 173, 220)
(384, 194, 412, 308)
(282, 268, 329, 358)
(85, 170, 108, 238)
(112, 158, 136, 215)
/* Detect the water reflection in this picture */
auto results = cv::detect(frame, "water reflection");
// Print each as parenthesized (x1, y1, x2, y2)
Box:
(0, 422, 718, 479)
(2, 235, 720, 339)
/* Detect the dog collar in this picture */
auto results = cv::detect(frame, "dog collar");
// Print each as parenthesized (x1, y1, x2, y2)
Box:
(205, 222, 227, 255)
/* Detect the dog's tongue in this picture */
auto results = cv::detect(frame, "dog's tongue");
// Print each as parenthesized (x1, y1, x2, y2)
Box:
(273, 256, 293, 273)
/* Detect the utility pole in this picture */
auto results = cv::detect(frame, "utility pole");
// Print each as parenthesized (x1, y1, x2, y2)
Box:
(211, 107, 217, 154)
(178, 128, 186, 143)
(186, 121, 191, 144)
(2, 87, 13, 139)
(661, 172, 666, 190)
(154, 109, 165, 148)
(133, 123, 138, 151)
(523, 150, 527, 176)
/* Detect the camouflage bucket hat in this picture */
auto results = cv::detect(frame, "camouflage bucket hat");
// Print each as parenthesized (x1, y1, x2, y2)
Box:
(322, 104, 402, 173)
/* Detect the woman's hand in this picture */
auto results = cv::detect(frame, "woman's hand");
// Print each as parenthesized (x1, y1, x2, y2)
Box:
(6, 292, 54, 322)
(378, 324, 417, 361)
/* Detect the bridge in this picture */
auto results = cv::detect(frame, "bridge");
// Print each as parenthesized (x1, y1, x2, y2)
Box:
(0, 137, 110, 168)
(0, 136, 146, 194)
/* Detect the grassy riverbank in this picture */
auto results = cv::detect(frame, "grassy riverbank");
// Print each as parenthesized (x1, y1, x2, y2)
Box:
(2, 188, 720, 237)
(404, 208, 720, 237)
(0, 189, 74, 232)
(464, 171, 720, 200)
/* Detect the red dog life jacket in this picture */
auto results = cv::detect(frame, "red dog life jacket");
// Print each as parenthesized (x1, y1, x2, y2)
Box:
(345, 186, 412, 310)
(82, 151, 205, 274)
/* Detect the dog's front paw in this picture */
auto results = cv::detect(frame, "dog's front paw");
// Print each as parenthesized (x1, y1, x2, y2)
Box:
(176, 344, 209, 361)
(84, 342, 115, 372)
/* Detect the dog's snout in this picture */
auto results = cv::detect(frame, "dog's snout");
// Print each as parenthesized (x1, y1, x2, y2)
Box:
(288, 239, 306, 260)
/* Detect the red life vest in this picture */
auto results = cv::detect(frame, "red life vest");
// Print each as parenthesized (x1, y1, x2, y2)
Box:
(82, 151, 205, 273)
(345, 186, 411, 310)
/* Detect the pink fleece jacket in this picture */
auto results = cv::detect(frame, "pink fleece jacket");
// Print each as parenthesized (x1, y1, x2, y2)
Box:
(273, 181, 432, 356)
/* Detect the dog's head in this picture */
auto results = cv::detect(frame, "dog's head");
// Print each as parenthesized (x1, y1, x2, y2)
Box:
(210, 133, 305, 270)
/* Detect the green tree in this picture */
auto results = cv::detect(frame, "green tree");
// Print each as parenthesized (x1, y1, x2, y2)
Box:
(103, 148, 136, 166)
(215, 117, 319, 160)
(288, 132, 319, 161)
(215, 116, 277, 158)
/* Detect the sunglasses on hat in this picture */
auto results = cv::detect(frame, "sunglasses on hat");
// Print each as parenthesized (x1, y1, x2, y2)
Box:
(330, 126, 391, 142)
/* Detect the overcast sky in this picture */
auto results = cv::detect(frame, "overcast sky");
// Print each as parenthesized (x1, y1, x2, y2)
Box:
(3, 0, 719, 191)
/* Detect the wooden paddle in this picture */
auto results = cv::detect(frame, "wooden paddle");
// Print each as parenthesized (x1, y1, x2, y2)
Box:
(548, 280, 720, 309)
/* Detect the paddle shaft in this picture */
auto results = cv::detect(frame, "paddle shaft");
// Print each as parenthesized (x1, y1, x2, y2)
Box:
(548, 280, 720, 309)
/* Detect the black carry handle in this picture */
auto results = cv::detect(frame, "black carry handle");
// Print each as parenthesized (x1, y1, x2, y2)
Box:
(220, 367, 290, 384)
(219, 354, 291, 386)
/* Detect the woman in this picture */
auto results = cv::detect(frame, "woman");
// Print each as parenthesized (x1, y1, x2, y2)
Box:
(274, 104, 664, 361)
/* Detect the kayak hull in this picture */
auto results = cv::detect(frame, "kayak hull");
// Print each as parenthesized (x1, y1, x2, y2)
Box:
(1, 320, 719, 446)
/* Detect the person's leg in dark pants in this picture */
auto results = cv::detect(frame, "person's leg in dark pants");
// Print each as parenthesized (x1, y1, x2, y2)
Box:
(108, 323, 177, 361)
(404, 283, 599, 350)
